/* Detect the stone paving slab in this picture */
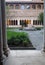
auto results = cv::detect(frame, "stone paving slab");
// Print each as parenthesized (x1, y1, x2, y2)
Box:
(4, 50, 45, 65)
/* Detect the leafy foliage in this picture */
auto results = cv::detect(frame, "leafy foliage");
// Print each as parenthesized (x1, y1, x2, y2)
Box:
(7, 31, 32, 47)
(38, 12, 43, 25)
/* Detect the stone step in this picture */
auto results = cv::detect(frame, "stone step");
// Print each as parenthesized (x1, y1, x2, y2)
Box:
(9, 47, 36, 50)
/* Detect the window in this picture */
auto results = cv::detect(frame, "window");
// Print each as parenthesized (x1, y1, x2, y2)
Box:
(21, 5, 25, 10)
(37, 4, 41, 9)
(32, 4, 36, 9)
(8, 20, 11, 25)
(11, 20, 13, 25)
(42, 4, 44, 9)
(26, 5, 30, 9)
(16, 20, 18, 25)
(9, 4, 14, 9)
(33, 20, 42, 25)
(33, 20, 35, 25)
(14, 20, 15, 25)
(21, 4, 30, 10)
(6, 3, 8, 7)
(20, 20, 22, 25)
(33, 20, 37, 25)
(15, 4, 19, 9)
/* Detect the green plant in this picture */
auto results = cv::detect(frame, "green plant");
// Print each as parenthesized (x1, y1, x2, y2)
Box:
(35, 27, 43, 30)
(38, 12, 43, 25)
(7, 31, 32, 47)
(23, 40, 29, 47)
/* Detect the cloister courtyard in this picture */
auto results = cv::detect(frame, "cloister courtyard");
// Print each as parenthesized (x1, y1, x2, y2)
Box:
(0, 0, 45, 65)
(7, 27, 44, 50)
(3, 28, 44, 65)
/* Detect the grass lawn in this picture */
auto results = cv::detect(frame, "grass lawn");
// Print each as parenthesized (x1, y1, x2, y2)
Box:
(7, 31, 27, 40)
(7, 30, 35, 49)
(7, 31, 33, 47)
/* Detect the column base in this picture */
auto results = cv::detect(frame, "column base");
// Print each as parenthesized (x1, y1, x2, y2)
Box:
(0, 57, 3, 65)
(0, 62, 3, 65)
(0, 54, 6, 65)
(41, 48, 45, 52)
(4, 48, 10, 57)
(3, 54, 6, 60)
(43, 46, 45, 52)
(43, 49, 45, 52)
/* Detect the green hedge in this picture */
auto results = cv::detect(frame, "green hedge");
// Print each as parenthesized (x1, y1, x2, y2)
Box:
(35, 27, 43, 30)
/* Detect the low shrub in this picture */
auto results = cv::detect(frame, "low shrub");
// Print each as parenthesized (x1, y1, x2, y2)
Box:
(35, 27, 43, 30)
(7, 31, 32, 47)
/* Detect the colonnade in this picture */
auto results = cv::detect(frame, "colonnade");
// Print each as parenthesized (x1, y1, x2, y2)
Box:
(7, 20, 18, 25)
(0, 0, 9, 65)
(0, 0, 45, 65)
(7, 19, 31, 26)
(7, 19, 43, 27)
(33, 20, 43, 25)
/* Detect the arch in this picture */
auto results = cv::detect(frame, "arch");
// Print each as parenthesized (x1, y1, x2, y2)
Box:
(14, 20, 15, 25)
(20, 20, 22, 25)
(16, 20, 18, 25)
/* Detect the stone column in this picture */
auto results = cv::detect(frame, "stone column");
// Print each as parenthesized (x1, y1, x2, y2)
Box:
(13, 4, 15, 9)
(1, 0, 9, 57)
(43, 1, 45, 52)
(41, 4, 42, 9)
(43, 25, 45, 52)
(36, 4, 38, 10)
(18, 20, 20, 25)
(31, 19, 33, 26)
(0, 0, 3, 64)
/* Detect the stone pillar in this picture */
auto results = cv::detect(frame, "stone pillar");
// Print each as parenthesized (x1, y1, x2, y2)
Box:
(30, 4, 32, 10)
(31, 19, 33, 26)
(18, 20, 20, 25)
(43, 1, 45, 52)
(0, 0, 3, 64)
(43, 25, 45, 52)
(41, 4, 43, 9)
(13, 20, 14, 25)
(1, 0, 9, 57)
(36, 4, 38, 10)
(14, 4, 16, 9)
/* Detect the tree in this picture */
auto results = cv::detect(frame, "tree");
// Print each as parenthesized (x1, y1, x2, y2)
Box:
(21, 21, 24, 30)
(38, 12, 43, 25)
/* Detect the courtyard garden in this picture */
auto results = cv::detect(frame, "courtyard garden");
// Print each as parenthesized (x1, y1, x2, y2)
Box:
(7, 31, 34, 49)
(7, 26, 43, 50)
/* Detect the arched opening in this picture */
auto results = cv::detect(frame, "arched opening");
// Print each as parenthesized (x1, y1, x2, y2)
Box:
(14, 20, 15, 25)
(0, 0, 45, 65)
(16, 20, 18, 25)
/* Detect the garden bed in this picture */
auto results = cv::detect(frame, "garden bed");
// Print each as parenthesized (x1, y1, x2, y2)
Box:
(7, 31, 35, 49)
(35, 27, 43, 30)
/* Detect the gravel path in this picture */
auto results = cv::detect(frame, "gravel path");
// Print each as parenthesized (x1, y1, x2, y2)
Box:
(27, 30, 44, 50)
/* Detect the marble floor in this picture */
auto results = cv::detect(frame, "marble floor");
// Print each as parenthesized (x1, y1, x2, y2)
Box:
(4, 50, 45, 65)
